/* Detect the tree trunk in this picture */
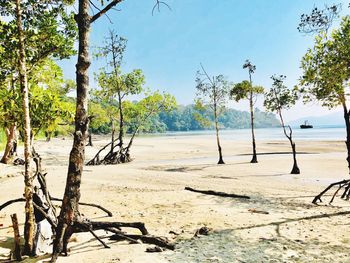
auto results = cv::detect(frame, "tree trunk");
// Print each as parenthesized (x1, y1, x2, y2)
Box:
(279, 111, 300, 174)
(110, 119, 115, 153)
(290, 140, 300, 174)
(249, 90, 257, 163)
(15, 0, 35, 255)
(51, 1, 90, 261)
(1, 124, 17, 164)
(87, 131, 93, 146)
(342, 102, 350, 174)
(214, 103, 224, 164)
(117, 91, 124, 148)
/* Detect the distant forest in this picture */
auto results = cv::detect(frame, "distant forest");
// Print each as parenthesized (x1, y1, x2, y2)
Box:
(159, 105, 280, 132)
(91, 104, 280, 134)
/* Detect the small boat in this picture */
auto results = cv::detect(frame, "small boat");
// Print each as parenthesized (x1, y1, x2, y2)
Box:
(300, 120, 313, 129)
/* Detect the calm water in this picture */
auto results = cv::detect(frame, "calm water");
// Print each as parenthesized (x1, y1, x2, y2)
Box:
(148, 125, 346, 141)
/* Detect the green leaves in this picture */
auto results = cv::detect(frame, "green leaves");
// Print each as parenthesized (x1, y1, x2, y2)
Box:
(230, 80, 264, 102)
(299, 16, 350, 109)
(264, 75, 298, 114)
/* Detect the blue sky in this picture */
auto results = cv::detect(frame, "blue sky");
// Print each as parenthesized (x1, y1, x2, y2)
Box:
(58, 0, 347, 122)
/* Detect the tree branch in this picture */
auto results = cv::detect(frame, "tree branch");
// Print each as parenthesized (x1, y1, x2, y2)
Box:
(90, 0, 124, 23)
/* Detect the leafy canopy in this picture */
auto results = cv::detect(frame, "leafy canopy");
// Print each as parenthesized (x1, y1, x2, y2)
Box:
(264, 75, 298, 114)
(230, 80, 264, 102)
(299, 16, 350, 109)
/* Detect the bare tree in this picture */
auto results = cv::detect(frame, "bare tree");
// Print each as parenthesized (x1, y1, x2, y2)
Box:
(195, 64, 230, 164)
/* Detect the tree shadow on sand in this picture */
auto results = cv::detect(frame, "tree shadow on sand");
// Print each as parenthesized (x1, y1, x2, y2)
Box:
(167, 210, 350, 263)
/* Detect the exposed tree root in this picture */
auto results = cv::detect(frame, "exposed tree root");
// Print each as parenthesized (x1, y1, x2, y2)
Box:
(184, 187, 250, 199)
(312, 179, 350, 204)
(0, 197, 113, 217)
(86, 139, 132, 165)
(1, 153, 174, 260)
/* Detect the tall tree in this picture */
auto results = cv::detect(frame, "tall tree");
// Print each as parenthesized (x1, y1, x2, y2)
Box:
(264, 75, 300, 174)
(0, 1, 76, 164)
(195, 64, 230, 164)
(299, 16, 350, 203)
(94, 31, 129, 151)
(95, 65, 144, 161)
(0, 1, 75, 253)
(230, 61, 264, 163)
(50, 0, 172, 260)
(15, 0, 34, 254)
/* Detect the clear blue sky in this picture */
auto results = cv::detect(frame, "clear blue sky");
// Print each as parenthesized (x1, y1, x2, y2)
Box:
(58, 0, 347, 122)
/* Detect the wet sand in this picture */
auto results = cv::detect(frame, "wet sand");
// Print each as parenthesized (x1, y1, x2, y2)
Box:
(0, 134, 349, 262)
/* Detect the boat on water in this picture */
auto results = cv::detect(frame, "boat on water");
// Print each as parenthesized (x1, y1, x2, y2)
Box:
(300, 120, 313, 129)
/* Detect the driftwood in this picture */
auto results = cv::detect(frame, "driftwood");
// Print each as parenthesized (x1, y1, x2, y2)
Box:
(184, 187, 250, 199)
(109, 231, 175, 250)
(312, 179, 350, 204)
(10, 213, 22, 261)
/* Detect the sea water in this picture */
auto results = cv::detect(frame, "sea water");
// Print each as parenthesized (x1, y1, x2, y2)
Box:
(156, 125, 346, 141)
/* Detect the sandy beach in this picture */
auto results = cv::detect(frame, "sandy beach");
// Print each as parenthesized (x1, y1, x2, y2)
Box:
(0, 133, 350, 262)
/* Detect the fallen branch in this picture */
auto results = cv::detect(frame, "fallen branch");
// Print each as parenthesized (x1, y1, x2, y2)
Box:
(110, 233, 175, 250)
(184, 187, 250, 199)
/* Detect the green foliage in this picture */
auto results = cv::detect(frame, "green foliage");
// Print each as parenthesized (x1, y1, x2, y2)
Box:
(193, 99, 212, 128)
(0, 1, 76, 80)
(159, 105, 280, 131)
(264, 75, 298, 114)
(95, 68, 145, 100)
(230, 80, 264, 102)
(299, 16, 350, 108)
(89, 101, 111, 134)
(0, 60, 74, 139)
(124, 91, 177, 134)
(195, 72, 230, 109)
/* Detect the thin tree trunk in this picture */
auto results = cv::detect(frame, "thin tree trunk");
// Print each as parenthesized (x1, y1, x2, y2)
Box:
(342, 101, 350, 174)
(51, 1, 90, 260)
(214, 102, 224, 164)
(249, 73, 257, 163)
(111, 119, 115, 153)
(15, 0, 35, 255)
(278, 111, 300, 174)
(11, 213, 22, 261)
(290, 140, 300, 174)
(117, 91, 124, 148)
(87, 131, 93, 146)
(1, 124, 17, 164)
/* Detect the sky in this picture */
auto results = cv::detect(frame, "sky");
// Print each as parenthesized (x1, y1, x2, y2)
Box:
(57, 0, 348, 122)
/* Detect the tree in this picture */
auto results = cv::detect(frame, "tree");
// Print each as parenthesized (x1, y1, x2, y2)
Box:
(195, 64, 230, 164)
(87, 91, 176, 165)
(0, 1, 76, 163)
(299, 16, 350, 203)
(298, 4, 341, 34)
(51, 1, 172, 261)
(0, 78, 21, 163)
(230, 60, 264, 163)
(264, 75, 300, 174)
(0, 2, 75, 252)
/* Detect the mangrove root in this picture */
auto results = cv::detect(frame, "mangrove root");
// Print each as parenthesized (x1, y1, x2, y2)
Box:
(312, 179, 350, 204)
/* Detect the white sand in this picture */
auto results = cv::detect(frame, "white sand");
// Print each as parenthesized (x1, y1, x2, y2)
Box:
(0, 134, 350, 262)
